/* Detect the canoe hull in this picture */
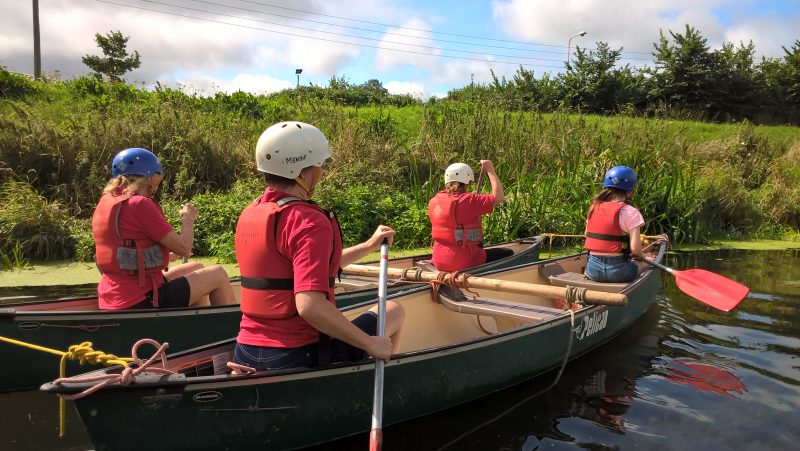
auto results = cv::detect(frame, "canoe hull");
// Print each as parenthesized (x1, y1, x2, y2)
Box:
(0, 237, 543, 392)
(51, 249, 663, 450)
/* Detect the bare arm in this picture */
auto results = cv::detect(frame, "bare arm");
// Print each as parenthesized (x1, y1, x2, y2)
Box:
(628, 226, 643, 257)
(296, 291, 393, 360)
(340, 225, 396, 267)
(159, 204, 197, 257)
(481, 160, 504, 204)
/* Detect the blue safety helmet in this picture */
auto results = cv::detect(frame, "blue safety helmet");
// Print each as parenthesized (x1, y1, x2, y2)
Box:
(603, 165, 638, 192)
(111, 148, 163, 177)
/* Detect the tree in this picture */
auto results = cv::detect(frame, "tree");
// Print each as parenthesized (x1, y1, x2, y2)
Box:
(759, 39, 800, 124)
(650, 25, 716, 118)
(710, 41, 761, 121)
(81, 31, 141, 82)
(561, 42, 638, 114)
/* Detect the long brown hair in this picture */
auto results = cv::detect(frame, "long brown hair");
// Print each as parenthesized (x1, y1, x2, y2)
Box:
(587, 187, 629, 217)
(445, 181, 466, 195)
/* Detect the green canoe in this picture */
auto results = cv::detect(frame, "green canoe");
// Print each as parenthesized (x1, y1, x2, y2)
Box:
(41, 243, 666, 450)
(0, 236, 544, 392)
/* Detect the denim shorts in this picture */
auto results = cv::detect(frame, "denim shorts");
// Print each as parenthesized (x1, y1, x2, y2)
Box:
(233, 312, 378, 371)
(584, 254, 639, 283)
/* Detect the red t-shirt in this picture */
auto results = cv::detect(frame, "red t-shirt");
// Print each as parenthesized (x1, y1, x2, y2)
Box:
(432, 193, 496, 271)
(236, 188, 336, 348)
(96, 195, 173, 310)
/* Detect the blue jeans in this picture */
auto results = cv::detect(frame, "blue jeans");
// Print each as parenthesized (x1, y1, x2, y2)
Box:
(233, 312, 377, 371)
(584, 254, 638, 283)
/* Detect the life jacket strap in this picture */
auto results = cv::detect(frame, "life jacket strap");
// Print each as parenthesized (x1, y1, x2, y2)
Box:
(240, 277, 336, 290)
(585, 232, 628, 243)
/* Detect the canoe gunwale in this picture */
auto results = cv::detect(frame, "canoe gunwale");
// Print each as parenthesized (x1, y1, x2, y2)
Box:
(4, 235, 546, 315)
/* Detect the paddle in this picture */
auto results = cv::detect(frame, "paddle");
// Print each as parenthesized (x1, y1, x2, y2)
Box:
(638, 258, 748, 312)
(474, 168, 484, 194)
(343, 264, 628, 306)
(369, 238, 390, 451)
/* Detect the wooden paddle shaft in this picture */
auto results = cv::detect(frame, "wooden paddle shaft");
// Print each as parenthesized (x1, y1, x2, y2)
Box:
(343, 264, 627, 306)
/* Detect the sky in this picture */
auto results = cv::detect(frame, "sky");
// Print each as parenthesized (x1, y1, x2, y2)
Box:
(1, 0, 798, 99)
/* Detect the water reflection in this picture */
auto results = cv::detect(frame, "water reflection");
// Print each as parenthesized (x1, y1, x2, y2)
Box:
(2, 249, 800, 450)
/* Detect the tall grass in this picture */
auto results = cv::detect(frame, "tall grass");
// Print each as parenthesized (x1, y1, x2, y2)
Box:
(1, 75, 799, 263)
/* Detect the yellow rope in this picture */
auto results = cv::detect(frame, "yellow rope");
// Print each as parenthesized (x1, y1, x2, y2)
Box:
(0, 336, 132, 437)
(57, 342, 132, 436)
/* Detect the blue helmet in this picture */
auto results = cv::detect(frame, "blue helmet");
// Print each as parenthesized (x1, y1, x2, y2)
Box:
(111, 148, 163, 177)
(603, 165, 638, 192)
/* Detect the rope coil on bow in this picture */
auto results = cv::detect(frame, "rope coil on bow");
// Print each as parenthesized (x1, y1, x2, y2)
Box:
(52, 339, 173, 436)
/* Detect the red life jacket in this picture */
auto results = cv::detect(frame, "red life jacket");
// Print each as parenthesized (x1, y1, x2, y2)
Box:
(91, 192, 170, 306)
(428, 191, 483, 246)
(235, 196, 343, 320)
(584, 201, 629, 254)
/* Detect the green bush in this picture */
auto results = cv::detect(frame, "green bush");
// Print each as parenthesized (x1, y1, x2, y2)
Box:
(0, 181, 76, 260)
(0, 68, 39, 98)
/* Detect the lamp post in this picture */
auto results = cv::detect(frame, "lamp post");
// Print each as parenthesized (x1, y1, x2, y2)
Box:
(567, 31, 587, 65)
(295, 68, 302, 88)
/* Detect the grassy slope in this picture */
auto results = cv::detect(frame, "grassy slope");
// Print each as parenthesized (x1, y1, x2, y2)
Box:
(355, 106, 800, 144)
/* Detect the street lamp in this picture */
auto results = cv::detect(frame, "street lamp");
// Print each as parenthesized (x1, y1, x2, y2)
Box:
(295, 68, 302, 88)
(567, 31, 587, 65)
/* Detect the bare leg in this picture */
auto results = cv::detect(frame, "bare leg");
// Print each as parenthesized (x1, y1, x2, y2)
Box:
(184, 265, 236, 306)
(368, 300, 405, 354)
(164, 262, 204, 281)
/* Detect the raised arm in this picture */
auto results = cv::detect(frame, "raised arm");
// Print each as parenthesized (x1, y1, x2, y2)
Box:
(481, 160, 504, 204)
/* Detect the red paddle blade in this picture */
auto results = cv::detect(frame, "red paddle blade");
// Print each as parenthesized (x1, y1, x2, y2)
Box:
(666, 359, 745, 397)
(672, 269, 749, 312)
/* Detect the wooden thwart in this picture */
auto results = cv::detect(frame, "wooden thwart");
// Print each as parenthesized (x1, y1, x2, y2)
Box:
(342, 264, 627, 306)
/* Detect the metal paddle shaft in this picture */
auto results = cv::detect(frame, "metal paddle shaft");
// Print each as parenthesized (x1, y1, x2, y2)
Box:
(640, 258, 749, 312)
(474, 169, 484, 194)
(369, 238, 390, 451)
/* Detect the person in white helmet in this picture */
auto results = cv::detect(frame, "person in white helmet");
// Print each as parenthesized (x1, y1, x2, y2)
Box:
(232, 121, 405, 371)
(428, 160, 510, 272)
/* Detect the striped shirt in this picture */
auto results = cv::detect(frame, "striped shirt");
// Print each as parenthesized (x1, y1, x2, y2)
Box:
(618, 204, 645, 232)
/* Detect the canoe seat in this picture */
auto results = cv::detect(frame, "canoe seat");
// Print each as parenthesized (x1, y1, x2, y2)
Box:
(547, 271, 627, 293)
(439, 294, 564, 324)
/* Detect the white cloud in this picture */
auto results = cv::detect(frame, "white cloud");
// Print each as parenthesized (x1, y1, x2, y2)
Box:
(375, 18, 440, 72)
(384, 80, 426, 98)
(288, 37, 360, 75)
(177, 72, 293, 96)
(491, 0, 797, 62)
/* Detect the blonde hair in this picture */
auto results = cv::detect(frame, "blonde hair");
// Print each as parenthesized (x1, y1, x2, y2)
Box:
(103, 175, 157, 196)
(445, 181, 466, 195)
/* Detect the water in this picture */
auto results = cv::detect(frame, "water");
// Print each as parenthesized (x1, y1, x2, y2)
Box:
(1, 249, 799, 450)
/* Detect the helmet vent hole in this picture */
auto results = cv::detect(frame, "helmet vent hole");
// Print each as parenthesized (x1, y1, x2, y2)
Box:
(281, 124, 288, 128)
(295, 124, 302, 129)
(265, 154, 271, 160)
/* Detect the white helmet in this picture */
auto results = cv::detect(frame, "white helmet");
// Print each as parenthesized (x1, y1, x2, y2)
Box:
(255, 122, 330, 178)
(444, 162, 474, 184)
